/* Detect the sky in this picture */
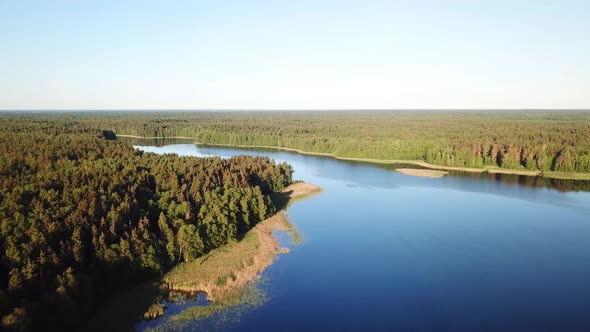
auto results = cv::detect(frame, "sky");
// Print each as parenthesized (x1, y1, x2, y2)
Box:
(0, 0, 589, 110)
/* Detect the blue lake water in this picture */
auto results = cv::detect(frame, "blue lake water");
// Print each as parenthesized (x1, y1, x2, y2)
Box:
(135, 143, 590, 332)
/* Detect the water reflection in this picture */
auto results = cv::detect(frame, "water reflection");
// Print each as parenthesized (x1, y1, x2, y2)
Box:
(127, 140, 590, 213)
(128, 140, 590, 332)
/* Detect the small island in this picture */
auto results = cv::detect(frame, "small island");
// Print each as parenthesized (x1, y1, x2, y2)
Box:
(396, 168, 449, 178)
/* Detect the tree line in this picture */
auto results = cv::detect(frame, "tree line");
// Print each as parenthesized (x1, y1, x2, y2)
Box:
(33, 111, 590, 174)
(0, 119, 293, 331)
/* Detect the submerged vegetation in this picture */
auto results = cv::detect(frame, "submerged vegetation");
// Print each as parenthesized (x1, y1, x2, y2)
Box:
(0, 120, 294, 331)
(145, 282, 268, 332)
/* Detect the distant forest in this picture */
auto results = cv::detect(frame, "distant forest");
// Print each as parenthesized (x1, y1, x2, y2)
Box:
(33, 111, 590, 174)
(0, 119, 293, 331)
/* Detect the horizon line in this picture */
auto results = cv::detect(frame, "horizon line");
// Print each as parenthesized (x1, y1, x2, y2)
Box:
(2, 108, 590, 113)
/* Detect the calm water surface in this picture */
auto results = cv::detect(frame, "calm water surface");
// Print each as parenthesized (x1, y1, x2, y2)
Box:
(134, 143, 590, 332)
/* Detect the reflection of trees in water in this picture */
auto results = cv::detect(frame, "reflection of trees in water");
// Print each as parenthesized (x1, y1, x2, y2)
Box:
(452, 171, 590, 192)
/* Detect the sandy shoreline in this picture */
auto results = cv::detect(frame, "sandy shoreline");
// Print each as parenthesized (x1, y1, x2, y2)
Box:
(83, 182, 321, 331)
(396, 168, 448, 178)
(162, 182, 321, 300)
(163, 212, 291, 300)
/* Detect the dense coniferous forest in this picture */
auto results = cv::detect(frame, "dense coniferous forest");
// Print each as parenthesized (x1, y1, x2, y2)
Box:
(24, 111, 589, 174)
(0, 119, 293, 331)
(1, 111, 590, 330)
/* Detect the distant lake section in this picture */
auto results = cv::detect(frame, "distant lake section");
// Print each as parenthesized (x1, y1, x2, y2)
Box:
(132, 140, 590, 332)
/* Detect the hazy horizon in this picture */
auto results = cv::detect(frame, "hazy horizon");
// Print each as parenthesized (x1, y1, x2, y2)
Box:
(1, 1, 589, 110)
(2, 108, 590, 115)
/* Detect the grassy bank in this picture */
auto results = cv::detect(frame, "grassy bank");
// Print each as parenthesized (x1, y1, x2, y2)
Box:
(83, 182, 321, 331)
(163, 211, 292, 300)
(164, 182, 321, 300)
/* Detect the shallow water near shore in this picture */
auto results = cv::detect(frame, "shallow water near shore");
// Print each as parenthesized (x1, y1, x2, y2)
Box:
(133, 142, 590, 332)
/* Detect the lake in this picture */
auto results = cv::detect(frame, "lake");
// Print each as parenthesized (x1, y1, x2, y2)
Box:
(133, 142, 590, 332)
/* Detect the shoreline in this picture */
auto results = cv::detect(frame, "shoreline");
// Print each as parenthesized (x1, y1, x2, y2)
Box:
(163, 182, 321, 299)
(163, 211, 292, 301)
(116, 134, 195, 140)
(83, 182, 321, 331)
(117, 134, 590, 181)
(396, 168, 449, 178)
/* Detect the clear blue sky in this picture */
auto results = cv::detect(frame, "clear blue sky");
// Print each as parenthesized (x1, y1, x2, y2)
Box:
(1, 0, 589, 110)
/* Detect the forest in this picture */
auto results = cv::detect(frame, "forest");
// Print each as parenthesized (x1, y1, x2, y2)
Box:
(24, 111, 590, 174)
(0, 118, 293, 331)
(1, 111, 590, 330)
